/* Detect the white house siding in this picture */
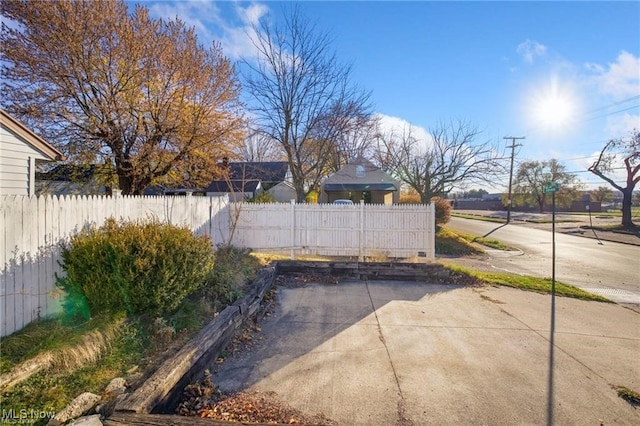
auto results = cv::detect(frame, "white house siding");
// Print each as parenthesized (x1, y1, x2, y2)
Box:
(268, 181, 296, 202)
(0, 123, 50, 196)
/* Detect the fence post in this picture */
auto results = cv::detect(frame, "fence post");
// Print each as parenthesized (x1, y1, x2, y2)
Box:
(290, 199, 295, 260)
(428, 203, 435, 259)
(359, 200, 364, 262)
(112, 189, 122, 220)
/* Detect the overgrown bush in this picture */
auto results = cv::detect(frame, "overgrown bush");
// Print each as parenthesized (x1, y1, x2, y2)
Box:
(305, 190, 318, 203)
(248, 190, 276, 203)
(431, 196, 452, 225)
(399, 192, 422, 204)
(200, 246, 262, 306)
(57, 218, 215, 318)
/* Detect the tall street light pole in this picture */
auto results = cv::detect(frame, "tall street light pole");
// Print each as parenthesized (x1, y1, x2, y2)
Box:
(504, 136, 525, 223)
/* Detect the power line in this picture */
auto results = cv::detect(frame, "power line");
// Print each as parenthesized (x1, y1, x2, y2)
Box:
(581, 105, 640, 123)
(581, 94, 640, 115)
(523, 95, 640, 138)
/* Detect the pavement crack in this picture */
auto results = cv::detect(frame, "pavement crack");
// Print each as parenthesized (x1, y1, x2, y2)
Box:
(365, 281, 414, 426)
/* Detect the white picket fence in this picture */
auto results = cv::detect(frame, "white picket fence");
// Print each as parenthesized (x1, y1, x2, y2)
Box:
(1, 195, 434, 336)
(231, 201, 435, 259)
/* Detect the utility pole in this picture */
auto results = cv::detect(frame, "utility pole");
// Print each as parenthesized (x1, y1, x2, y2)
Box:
(504, 136, 525, 223)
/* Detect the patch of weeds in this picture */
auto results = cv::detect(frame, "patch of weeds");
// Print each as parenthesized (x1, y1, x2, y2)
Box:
(0, 314, 122, 374)
(613, 385, 640, 407)
(168, 295, 216, 332)
(0, 320, 147, 425)
(585, 223, 640, 234)
(523, 218, 580, 224)
(454, 230, 512, 250)
(445, 264, 612, 303)
(200, 246, 263, 307)
(435, 227, 483, 256)
(451, 212, 506, 223)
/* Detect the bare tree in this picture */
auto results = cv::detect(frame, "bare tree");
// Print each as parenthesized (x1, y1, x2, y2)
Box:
(375, 120, 503, 203)
(589, 129, 640, 227)
(1, 0, 244, 195)
(236, 128, 283, 162)
(243, 6, 372, 202)
(326, 112, 379, 173)
(589, 186, 614, 204)
(512, 159, 583, 212)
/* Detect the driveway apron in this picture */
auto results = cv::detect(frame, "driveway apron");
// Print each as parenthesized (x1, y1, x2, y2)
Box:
(212, 280, 640, 425)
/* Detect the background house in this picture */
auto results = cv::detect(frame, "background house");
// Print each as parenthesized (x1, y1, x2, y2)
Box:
(0, 109, 65, 196)
(320, 156, 400, 204)
(35, 164, 114, 196)
(205, 161, 295, 202)
(206, 179, 263, 201)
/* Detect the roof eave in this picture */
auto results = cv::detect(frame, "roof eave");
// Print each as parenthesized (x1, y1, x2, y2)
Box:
(1, 109, 66, 161)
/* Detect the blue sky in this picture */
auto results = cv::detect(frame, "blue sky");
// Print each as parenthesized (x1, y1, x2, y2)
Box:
(139, 1, 640, 191)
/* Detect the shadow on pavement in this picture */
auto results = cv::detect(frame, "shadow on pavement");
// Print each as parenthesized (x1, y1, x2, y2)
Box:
(482, 222, 508, 238)
(212, 280, 461, 393)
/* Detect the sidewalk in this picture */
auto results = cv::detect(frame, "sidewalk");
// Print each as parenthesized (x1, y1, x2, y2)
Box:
(212, 280, 640, 425)
(455, 210, 640, 246)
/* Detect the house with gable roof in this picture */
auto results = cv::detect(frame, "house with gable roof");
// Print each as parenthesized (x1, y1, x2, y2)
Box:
(320, 156, 400, 204)
(1, 109, 65, 196)
(205, 160, 295, 202)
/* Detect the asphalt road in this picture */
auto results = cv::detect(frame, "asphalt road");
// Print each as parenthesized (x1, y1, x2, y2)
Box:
(446, 217, 640, 304)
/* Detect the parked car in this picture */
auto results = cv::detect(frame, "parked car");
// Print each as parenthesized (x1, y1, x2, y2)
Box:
(333, 199, 354, 205)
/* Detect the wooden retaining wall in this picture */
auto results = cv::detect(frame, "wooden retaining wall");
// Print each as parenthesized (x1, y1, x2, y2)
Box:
(114, 267, 276, 415)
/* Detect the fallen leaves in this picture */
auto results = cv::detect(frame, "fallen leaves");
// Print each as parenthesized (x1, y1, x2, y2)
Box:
(177, 371, 337, 425)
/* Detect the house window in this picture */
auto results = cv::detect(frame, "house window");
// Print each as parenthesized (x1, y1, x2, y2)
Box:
(355, 165, 365, 178)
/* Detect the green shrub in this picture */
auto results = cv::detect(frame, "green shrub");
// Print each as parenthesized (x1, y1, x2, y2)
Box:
(247, 190, 276, 203)
(57, 218, 215, 318)
(200, 246, 261, 306)
(431, 196, 452, 225)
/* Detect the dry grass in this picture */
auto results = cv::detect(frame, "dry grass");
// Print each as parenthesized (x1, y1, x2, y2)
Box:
(0, 317, 124, 391)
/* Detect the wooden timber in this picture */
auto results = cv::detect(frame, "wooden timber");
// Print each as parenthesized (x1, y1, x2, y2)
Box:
(276, 260, 453, 281)
(104, 412, 296, 426)
(114, 267, 275, 415)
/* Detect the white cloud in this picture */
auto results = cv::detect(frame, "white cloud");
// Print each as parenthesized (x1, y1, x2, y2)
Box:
(516, 39, 547, 64)
(146, 1, 222, 44)
(145, 1, 270, 60)
(375, 113, 433, 151)
(606, 113, 640, 136)
(587, 51, 640, 100)
(238, 2, 269, 26)
(219, 2, 270, 60)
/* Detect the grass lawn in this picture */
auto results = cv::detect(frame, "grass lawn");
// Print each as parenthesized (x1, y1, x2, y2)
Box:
(451, 212, 506, 223)
(444, 264, 612, 303)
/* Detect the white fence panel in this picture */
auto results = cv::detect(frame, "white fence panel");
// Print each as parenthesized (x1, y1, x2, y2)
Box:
(1, 194, 230, 337)
(1, 195, 433, 336)
(228, 201, 435, 260)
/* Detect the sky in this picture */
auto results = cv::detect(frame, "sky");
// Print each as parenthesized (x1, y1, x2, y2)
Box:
(137, 0, 640, 192)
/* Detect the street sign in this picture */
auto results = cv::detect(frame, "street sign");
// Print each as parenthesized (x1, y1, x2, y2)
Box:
(543, 182, 560, 193)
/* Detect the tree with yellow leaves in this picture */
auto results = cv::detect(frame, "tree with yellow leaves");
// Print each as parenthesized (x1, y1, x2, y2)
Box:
(1, 0, 244, 194)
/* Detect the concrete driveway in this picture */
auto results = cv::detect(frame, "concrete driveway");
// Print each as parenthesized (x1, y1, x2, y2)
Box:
(213, 280, 640, 425)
